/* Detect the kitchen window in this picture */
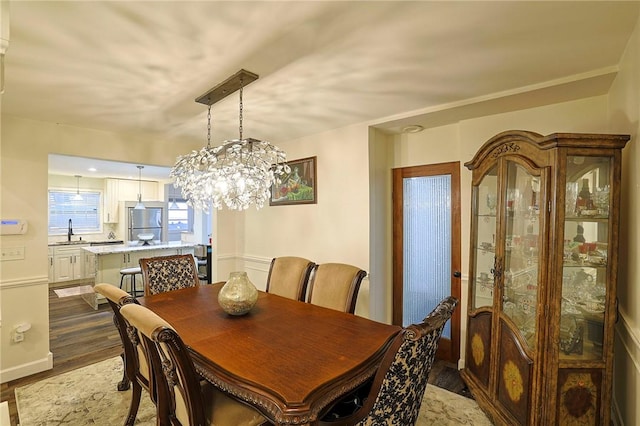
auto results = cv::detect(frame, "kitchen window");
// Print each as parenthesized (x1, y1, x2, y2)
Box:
(168, 199, 193, 241)
(48, 190, 102, 235)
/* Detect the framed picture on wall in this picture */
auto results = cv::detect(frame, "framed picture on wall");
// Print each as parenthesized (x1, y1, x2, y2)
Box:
(270, 156, 317, 206)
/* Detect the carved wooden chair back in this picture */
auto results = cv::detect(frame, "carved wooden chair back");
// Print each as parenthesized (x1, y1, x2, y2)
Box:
(319, 296, 459, 425)
(120, 303, 267, 426)
(307, 263, 366, 313)
(94, 283, 153, 426)
(265, 256, 316, 301)
(139, 254, 200, 296)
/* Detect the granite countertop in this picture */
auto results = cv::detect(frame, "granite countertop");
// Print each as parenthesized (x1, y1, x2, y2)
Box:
(83, 241, 197, 255)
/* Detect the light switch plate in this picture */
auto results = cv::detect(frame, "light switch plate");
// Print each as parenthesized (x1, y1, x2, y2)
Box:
(1, 246, 25, 261)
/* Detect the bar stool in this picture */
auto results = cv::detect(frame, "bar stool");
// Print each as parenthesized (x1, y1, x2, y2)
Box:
(119, 266, 142, 296)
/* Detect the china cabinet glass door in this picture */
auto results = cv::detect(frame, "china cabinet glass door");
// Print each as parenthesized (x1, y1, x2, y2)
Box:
(471, 159, 544, 351)
(472, 165, 498, 310)
(560, 156, 611, 360)
(501, 161, 542, 350)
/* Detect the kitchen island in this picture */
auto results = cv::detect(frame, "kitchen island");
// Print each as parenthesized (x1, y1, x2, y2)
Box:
(82, 241, 197, 309)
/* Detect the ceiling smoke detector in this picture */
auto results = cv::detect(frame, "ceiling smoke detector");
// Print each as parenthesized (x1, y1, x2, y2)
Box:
(401, 125, 424, 134)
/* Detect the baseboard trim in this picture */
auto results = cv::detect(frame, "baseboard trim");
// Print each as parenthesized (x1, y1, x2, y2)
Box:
(0, 352, 53, 384)
(0, 401, 9, 426)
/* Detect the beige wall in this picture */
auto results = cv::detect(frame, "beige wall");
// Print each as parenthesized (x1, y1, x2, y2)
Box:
(608, 11, 640, 426)
(0, 116, 201, 381)
(1, 17, 639, 423)
(215, 123, 374, 316)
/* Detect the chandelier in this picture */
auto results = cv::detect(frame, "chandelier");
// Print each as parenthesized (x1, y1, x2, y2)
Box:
(170, 69, 289, 211)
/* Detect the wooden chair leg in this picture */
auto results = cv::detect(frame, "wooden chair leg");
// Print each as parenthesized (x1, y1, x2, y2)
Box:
(125, 380, 142, 426)
(117, 351, 131, 391)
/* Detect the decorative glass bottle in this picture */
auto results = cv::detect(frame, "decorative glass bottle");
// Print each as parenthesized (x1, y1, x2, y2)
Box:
(575, 178, 595, 215)
(218, 271, 258, 316)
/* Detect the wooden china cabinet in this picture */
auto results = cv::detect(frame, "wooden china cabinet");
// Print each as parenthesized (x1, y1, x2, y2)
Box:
(460, 130, 630, 425)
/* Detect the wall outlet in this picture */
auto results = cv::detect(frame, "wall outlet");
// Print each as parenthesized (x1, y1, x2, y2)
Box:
(12, 332, 24, 343)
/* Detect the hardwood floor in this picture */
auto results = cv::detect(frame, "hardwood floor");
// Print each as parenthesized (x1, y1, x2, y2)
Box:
(0, 282, 469, 426)
(1, 282, 121, 426)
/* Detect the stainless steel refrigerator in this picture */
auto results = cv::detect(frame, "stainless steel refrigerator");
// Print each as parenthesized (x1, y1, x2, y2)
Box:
(124, 201, 166, 243)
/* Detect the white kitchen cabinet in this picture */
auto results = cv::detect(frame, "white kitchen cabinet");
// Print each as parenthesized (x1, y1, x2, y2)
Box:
(118, 179, 159, 202)
(176, 247, 194, 256)
(84, 251, 96, 279)
(103, 179, 161, 224)
(122, 250, 148, 269)
(53, 246, 85, 282)
(95, 253, 124, 289)
(48, 247, 55, 283)
(103, 178, 119, 223)
(95, 249, 159, 290)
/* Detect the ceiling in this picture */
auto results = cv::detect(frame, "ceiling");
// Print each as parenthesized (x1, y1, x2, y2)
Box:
(4, 1, 640, 179)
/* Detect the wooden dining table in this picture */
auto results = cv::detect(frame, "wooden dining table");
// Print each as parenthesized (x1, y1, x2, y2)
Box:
(138, 283, 401, 425)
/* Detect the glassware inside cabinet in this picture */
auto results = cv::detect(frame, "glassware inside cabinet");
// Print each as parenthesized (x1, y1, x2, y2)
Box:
(472, 166, 498, 310)
(565, 156, 611, 220)
(560, 156, 611, 360)
(502, 161, 541, 350)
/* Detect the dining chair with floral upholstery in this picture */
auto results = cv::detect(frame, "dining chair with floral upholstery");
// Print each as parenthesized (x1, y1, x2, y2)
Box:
(319, 296, 459, 425)
(265, 256, 316, 301)
(120, 303, 269, 426)
(307, 263, 367, 313)
(139, 254, 200, 296)
(94, 283, 154, 426)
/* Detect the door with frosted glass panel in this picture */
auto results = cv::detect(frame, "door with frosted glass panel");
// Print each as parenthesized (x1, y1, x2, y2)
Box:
(392, 162, 461, 363)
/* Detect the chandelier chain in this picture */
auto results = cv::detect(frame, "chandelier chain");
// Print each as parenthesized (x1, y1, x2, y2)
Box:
(239, 79, 244, 140)
(206, 105, 212, 148)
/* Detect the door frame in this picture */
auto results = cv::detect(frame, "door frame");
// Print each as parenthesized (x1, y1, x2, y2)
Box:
(392, 161, 461, 362)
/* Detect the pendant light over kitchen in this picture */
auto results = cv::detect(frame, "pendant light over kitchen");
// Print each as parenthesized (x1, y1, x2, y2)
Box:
(170, 69, 289, 211)
(134, 165, 145, 210)
(71, 175, 83, 201)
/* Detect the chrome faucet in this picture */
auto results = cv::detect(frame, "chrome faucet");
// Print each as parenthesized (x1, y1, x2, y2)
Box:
(68, 219, 74, 242)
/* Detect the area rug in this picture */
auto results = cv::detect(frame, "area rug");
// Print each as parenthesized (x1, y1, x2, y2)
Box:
(53, 285, 95, 298)
(15, 356, 492, 425)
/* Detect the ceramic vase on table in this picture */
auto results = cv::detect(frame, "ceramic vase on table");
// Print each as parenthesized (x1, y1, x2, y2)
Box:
(218, 271, 258, 315)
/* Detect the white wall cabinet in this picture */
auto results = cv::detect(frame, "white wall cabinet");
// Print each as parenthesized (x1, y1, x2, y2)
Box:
(118, 179, 159, 203)
(103, 178, 161, 224)
(103, 179, 120, 223)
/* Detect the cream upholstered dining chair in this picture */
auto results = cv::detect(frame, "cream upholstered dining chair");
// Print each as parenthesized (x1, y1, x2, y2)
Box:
(319, 296, 459, 425)
(265, 256, 316, 301)
(119, 303, 268, 426)
(139, 254, 200, 296)
(94, 283, 154, 426)
(306, 263, 367, 313)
